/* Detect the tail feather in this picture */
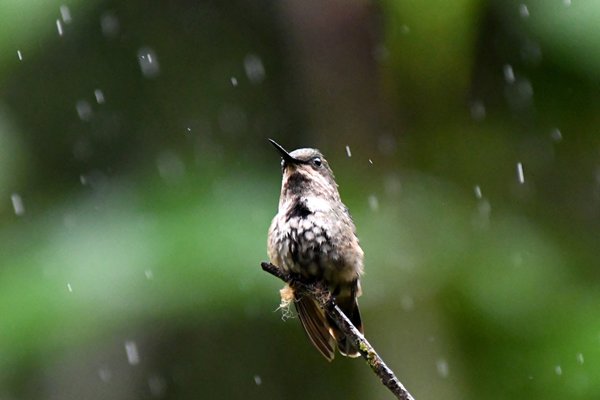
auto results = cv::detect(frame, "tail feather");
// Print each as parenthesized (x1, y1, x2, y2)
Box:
(294, 295, 336, 361)
(327, 295, 363, 357)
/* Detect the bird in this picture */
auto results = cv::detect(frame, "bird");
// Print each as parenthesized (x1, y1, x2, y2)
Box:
(267, 138, 364, 361)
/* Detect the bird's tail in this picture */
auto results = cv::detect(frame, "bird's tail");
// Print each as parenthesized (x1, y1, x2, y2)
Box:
(327, 289, 363, 358)
(294, 293, 336, 361)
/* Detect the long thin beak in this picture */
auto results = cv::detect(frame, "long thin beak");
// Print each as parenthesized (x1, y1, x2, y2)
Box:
(268, 139, 301, 165)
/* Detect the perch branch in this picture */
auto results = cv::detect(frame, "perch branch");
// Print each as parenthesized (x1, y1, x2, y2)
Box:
(261, 261, 415, 400)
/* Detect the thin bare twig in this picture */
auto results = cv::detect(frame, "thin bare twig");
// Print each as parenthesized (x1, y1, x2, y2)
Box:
(261, 261, 415, 400)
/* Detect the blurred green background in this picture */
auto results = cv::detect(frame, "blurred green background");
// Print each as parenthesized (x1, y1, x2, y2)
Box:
(1, 0, 599, 399)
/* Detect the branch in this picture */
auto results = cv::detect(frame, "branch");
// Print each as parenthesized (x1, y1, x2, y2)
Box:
(261, 261, 415, 400)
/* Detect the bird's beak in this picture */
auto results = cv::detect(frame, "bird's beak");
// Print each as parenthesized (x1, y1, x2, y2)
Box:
(268, 139, 302, 165)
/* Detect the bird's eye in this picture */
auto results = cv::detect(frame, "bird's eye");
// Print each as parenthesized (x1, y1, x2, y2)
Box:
(312, 158, 322, 167)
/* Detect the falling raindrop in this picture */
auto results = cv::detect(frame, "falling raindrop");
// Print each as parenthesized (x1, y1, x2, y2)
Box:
(368, 195, 379, 211)
(124, 341, 140, 365)
(138, 47, 160, 79)
(148, 375, 166, 397)
(400, 24, 410, 34)
(56, 19, 64, 36)
(67, 283, 73, 292)
(368, 159, 373, 165)
(372, 44, 389, 63)
(94, 89, 105, 104)
(555, 365, 562, 376)
(75, 100, 93, 121)
(100, 12, 120, 38)
(16, 50, 23, 61)
(550, 128, 562, 142)
(516, 162, 525, 184)
(98, 367, 112, 382)
(563, 0, 571, 6)
(384, 174, 402, 196)
(230, 76, 238, 87)
(145, 269, 154, 280)
(470, 100, 486, 121)
(11, 193, 25, 216)
(519, 4, 530, 18)
(345, 145, 352, 158)
(244, 54, 265, 84)
(517, 79, 533, 98)
(474, 185, 482, 199)
(436, 359, 449, 378)
(473, 198, 491, 230)
(520, 39, 542, 65)
(60, 5, 72, 24)
(503, 64, 515, 84)
(253, 375, 262, 386)
(576, 353, 584, 365)
(156, 150, 185, 183)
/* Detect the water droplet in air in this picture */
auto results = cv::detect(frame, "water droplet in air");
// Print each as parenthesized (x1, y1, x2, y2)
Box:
(94, 89, 105, 104)
(550, 128, 562, 142)
(345, 145, 352, 158)
(554, 365, 562, 376)
(17, 50, 23, 61)
(11, 193, 25, 216)
(473, 198, 491, 230)
(474, 185, 482, 199)
(503, 64, 515, 84)
(253, 375, 262, 385)
(138, 47, 160, 79)
(519, 4, 530, 18)
(368, 195, 379, 211)
(563, 0, 571, 6)
(400, 24, 410, 34)
(516, 162, 525, 184)
(156, 150, 185, 183)
(60, 5, 72, 24)
(436, 359, 449, 378)
(100, 12, 120, 38)
(56, 19, 64, 36)
(470, 100, 486, 121)
(98, 367, 112, 382)
(576, 353, 584, 364)
(76, 100, 93, 121)
(368, 159, 373, 165)
(230, 77, 238, 87)
(372, 44, 389, 62)
(244, 54, 265, 84)
(148, 375, 166, 397)
(67, 283, 73, 292)
(124, 340, 140, 365)
(145, 269, 154, 280)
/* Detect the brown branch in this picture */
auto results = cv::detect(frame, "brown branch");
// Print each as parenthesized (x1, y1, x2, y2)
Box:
(261, 261, 415, 400)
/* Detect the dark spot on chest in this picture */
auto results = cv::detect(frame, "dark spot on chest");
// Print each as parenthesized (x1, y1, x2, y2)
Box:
(286, 200, 311, 220)
(284, 173, 310, 196)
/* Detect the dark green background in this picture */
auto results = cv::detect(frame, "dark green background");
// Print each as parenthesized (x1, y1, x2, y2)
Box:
(1, 0, 599, 399)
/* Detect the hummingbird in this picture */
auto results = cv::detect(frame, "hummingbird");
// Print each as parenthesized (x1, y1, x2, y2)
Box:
(267, 139, 364, 361)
